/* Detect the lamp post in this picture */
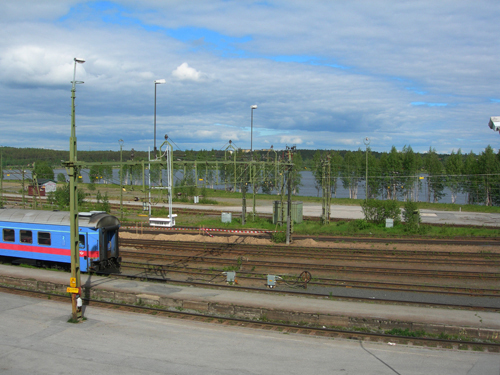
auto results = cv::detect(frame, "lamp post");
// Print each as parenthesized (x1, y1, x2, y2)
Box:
(250, 105, 257, 220)
(250, 105, 257, 155)
(154, 79, 166, 154)
(119, 139, 124, 220)
(69, 57, 85, 322)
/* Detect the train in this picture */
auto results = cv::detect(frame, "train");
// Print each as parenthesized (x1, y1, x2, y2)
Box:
(0, 208, 120, 272)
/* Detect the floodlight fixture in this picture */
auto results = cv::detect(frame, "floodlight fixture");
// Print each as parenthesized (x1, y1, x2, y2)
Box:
(488, 116, 500, 132)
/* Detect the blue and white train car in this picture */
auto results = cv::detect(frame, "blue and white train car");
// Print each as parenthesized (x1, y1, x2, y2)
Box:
(0, 209, 120, 272)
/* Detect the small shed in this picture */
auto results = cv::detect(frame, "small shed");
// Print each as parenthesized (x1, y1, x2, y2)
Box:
(28, 179, 57, 197)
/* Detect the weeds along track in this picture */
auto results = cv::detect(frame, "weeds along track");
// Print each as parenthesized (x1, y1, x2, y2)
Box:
(119, 238, 500, 296)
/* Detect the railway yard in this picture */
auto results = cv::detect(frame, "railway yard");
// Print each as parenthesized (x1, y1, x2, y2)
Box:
(118, 229, 500, 308)
(1, 224, 500, 353)
(1, 196, 500, 359)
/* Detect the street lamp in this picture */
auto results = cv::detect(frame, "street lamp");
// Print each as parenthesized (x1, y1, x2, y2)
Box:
(250, 105, 257, 155)
(250, 105, 257, 221)
(69, 57, 85, 322)
(154, 79, 166, 154)
(488, 117, 500, 133)
(118, 139, 124, 220)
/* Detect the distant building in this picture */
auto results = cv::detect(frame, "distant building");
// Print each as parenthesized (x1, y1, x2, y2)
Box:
(28, 179, 57, 197)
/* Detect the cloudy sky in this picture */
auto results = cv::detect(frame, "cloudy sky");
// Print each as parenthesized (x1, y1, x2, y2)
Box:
(1, 0, 499, 154)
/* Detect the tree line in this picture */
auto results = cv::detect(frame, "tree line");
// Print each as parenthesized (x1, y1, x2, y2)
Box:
(310, 145, 500, 206)
(2, 145, 500, 206)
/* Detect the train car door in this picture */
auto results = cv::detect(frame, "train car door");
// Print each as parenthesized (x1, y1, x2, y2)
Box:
(79, 233, 88, 272)
(106, 229, 118, 259)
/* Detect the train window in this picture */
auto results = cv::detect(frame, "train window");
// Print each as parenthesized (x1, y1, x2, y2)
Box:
(38, 232, 51, 246)
(20, 230, 32, 244)
(79, 234, 85, 249)
(2, 229, 15, 242)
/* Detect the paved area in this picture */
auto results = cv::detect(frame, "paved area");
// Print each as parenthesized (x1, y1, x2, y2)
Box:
(1, 291, 499, 375)
(1, 265, 499, 334)
(156, 199, 500, 227)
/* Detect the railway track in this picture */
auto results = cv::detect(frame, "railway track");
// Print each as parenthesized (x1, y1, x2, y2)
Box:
(1, 284, 499, 352)
(119, 238, 500, 299)
(118, 261, 500, 299)
(122, 251, 500, 279)
(122, 238, 500, 267)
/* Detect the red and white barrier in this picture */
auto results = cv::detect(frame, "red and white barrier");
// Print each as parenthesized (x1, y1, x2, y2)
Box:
(125, 223, 281, 234)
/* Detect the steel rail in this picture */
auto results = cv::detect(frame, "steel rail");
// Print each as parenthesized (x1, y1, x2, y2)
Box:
(119, 262, 500, 298)
(119, 251, 500, 279)
(122, 239, 500, 267)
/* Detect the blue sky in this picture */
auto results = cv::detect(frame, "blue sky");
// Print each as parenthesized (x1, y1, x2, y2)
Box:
(0, 0, 499, 154)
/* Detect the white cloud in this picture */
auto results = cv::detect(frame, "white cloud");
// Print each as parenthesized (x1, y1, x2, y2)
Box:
(172, 62, 207, 82)
(279, 136, 303, 145)
(0, 1, 499, 154)
(0, 45, 78, 86)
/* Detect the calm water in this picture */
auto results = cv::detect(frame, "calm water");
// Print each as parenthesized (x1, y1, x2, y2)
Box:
(3, 168, 467, 204)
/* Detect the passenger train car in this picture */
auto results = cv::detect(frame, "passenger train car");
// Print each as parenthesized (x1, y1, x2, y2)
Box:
(0, 209, 120, 272)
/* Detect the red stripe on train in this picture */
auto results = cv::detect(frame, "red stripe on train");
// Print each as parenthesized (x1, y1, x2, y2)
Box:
(0, 243, 99, 258)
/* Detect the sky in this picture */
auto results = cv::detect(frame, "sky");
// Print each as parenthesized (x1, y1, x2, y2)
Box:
(1, 0, 500, 155)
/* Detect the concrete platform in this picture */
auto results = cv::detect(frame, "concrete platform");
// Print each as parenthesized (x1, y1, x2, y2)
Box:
(3, 292, 499, 375)
(1, 264, 499, 341)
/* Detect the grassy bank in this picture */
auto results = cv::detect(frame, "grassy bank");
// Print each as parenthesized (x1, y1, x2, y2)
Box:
(159, 213, 500, 239)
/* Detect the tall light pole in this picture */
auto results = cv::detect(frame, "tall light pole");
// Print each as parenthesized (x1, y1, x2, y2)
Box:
(250, 105, 257, 220)
(364, 137, 370, 201)
(154, 79, 166, 154)
(250, 105, 257, 155)
(69, 57, 85, 322)
(118, 139, 124, 220)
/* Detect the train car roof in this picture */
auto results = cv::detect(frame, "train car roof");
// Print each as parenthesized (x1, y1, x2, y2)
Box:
(0, 209, 120, 229)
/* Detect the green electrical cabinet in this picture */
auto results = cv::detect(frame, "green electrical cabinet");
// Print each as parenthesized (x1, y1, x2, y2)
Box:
(273, 201, 303, 224)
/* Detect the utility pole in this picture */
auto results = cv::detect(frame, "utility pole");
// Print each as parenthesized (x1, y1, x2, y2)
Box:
(286, 147, 294, 245)
(364, 137, 370, 201)
(32, 164, 38, 210)
(0, 150, 3, 206)
(242, 164, 247, 225)
(252, 162, 256, 221)
(321, 156, 331, 224)
(68, 57, 85, 322)
(22, 168, 25, 209)
(119, 139, 124, 220)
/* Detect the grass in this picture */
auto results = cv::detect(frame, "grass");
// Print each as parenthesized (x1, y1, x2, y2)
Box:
(171, 214, 500, 239)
